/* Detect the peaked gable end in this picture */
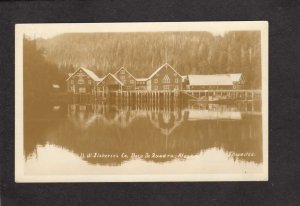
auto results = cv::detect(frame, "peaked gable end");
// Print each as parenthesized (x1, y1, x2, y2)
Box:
(66, 67, 101, 82)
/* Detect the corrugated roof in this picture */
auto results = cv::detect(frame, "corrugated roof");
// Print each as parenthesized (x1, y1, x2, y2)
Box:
(188, 73, 242, 86)
(148, 63, 182, 79)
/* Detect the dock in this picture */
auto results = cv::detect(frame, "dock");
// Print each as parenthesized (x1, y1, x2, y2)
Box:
(68, 89, 261, 103)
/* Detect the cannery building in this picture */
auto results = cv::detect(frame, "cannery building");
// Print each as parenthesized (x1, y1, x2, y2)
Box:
(66, 64, 245, 94)
(66, 67, 101, 94)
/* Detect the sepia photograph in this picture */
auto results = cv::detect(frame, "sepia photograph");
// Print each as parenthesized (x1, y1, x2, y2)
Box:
(15, 22, 268, 182)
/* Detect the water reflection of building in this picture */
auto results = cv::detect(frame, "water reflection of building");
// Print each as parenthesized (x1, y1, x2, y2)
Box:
(67, 103, 188, 134)
(187, 103, 242, 121)
(70, 101, 259, 127)
(149, 109, 187, 136)
(25, 102, 262, 166)
(66, 102, 260, 135)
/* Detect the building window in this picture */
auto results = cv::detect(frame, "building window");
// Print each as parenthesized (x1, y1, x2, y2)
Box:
(123, 80, 126, 84)
(175, 78, 178, 83)
(154, 86, 158, 90)
(163, 85, 169, 90)
(175, 85, 179, 90)
(120, 70, 125, 74)
(71, 80, 74, 84)
(78, 79, 84, 84)
(163, 75, 170, 83)
(130, 80, 134, 84)
(88, 80, 92, 85)
(71, 85, 75, 92)
(79, 87, 86, 93)
(120, 75, 125, 80)
(154, 79, 158, 83)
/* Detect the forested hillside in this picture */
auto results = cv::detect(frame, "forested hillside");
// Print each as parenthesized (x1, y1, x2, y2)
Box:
(23, 38, 66, 104)
(35, 31, 261, 88)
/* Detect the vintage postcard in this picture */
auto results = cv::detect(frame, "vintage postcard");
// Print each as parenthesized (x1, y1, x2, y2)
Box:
(15, 22, 268, 182)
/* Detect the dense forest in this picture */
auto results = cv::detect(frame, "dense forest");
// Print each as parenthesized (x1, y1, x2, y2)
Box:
(35, 31, 262, 88)
(23, 31, 261, 103)
(23, 37, 66, 105)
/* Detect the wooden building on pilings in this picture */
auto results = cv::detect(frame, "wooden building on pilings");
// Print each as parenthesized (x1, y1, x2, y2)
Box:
(65, 63, 256, 102)
(114, 67, 136, 90)
(66, 67, 101, 95)
(96, 73, 124, 99)
(146, 63, 184, 91)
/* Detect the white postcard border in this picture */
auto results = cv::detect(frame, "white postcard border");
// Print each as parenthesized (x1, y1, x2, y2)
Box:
(15, 21, 269, 182)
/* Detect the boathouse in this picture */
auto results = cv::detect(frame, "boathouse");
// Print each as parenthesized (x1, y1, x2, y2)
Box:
(186, 73, 244, 90)
(66, 67, 101, 94)
(146, 63, 183, 91)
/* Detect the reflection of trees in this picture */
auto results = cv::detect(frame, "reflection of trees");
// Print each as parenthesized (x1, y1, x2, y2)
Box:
(24, 103, 262, 166)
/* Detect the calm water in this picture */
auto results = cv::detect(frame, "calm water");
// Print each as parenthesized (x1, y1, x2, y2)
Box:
(24, 101, 263, 175)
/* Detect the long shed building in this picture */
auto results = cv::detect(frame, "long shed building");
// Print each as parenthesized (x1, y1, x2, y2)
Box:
(186, 73, 244, 90)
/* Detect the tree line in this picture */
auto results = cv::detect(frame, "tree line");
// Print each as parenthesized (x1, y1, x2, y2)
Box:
(36, 31, 261, 88)
(23, 31, 261, 103)
(23, 37, 66, 105)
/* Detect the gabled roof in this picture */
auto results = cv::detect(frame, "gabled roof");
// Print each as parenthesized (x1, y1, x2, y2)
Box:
(188, 73, 242, 86)
(66, 67, 101, 81)
(97, 73, 124, 86)
(148, 63, 183, 80)
(114, 67, 137, 80)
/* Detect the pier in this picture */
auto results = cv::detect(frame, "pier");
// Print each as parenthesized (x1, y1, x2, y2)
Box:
(67, 89, 261, 103)
(91, 89, 261, 103)
(181, 89, 261, 101)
